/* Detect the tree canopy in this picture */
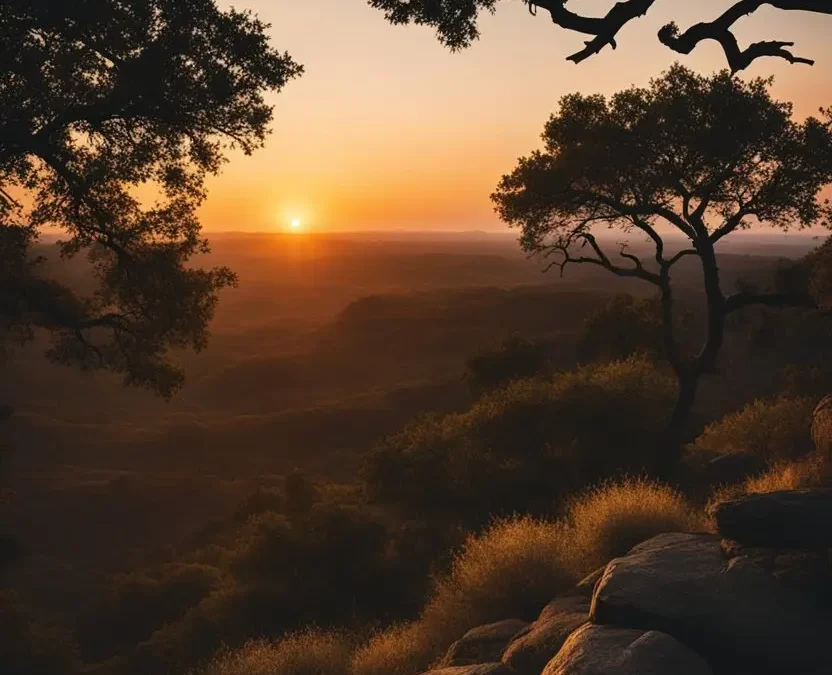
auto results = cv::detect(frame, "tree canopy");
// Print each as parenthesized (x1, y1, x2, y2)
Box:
(370, 0, 832, 72)
(492, 65, 832, 442)
(0, 0, 301, 396)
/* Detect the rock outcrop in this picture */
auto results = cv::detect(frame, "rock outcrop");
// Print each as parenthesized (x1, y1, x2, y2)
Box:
(502, 595, 588, 675)
(590, 532, 828, 673)
(709, 489, 832, 549)
(541, 624, 713, 675)
(440, 619, 529, 668)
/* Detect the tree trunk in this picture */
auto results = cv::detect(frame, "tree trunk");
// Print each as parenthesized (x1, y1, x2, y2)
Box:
(658, 237, 726, 473)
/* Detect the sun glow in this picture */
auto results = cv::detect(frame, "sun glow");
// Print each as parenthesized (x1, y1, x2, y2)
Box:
(290, 218, 302, 229)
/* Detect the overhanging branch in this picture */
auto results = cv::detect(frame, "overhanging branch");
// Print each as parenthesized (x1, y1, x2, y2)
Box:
(658, 0, 832, 73)
(530, 0, 656, 63)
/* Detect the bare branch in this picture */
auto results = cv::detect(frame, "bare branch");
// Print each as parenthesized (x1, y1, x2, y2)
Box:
(658, 0, 832, 73)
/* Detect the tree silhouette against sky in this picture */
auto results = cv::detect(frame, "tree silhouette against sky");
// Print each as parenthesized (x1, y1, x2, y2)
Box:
(0, 0, 301, 397)
(372, 0, 832, 72)
(492, 65, 832, 447)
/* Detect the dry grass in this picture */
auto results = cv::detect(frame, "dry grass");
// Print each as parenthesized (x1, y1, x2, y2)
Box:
(695, 397, 816, 463)
(190, 631, 353, 675)
(565, 477, 703, 572)
(351, 623, 433, 675)
(353, 482, 702, 675)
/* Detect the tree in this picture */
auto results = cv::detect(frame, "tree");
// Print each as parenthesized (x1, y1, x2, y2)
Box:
(491, 65, 832, 452)
(0, 0, 302, 396)
(370, 0, 832, 72)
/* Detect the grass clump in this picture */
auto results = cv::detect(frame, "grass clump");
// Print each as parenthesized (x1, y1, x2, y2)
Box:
(565, 477, 702, 572)
(695, 397, 815, 463)
(351, 623, 433, 675)
(190, 631, 353, 675)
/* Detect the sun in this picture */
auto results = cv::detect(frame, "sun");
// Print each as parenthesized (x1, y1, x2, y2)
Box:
(290, 218, 302, 229)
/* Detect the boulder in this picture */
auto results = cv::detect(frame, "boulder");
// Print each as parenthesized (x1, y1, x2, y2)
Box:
(812, 395, 832, 456)
(709, 489, 832, 549)
(541, 624, 712, 675)
(439, 619, 528, 667)
(502, 595, 589, 675)
(421, 664, 513, 675)
(591, 532, 829, 673)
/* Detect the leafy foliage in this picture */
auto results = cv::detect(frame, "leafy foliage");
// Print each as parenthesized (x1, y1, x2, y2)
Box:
(371, 1, 832, 71)
(365, 356, 676, 526)
(465, 334, 549, 398)
(0, 0, 301, 395)
(578, 294, 662, 363)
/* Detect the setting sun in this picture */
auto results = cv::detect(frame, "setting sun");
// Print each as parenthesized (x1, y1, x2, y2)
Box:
(290, 218, 301, 229)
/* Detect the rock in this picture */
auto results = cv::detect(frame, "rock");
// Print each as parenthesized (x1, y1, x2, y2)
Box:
(421, 664, 513, 675)
(439, 619, 528, 667)
(812, 395, 832, 456)
(709, 489, 832, 549)
(591, 532, 829, 673)
(574, 567, 605, 596)
(541, 624, 712, 675)
(502, 595, 589, 675)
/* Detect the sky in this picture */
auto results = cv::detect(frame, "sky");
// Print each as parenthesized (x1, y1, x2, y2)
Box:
(202, 0, 832, 233)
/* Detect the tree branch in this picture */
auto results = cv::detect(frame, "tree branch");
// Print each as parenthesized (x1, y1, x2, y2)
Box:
(548, 232, 661, 285)
(658, 0, 832, 73)
(530, 0, 656, 63)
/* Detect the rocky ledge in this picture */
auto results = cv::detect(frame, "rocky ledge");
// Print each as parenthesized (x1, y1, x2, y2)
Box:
(420, 489, 832, 675)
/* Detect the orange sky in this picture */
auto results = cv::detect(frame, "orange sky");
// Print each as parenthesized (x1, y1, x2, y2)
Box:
(203, 0, 832, 233)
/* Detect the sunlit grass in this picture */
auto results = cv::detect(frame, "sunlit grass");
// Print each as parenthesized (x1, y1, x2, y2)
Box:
(189, 631, 353, 675)
(564, 477, 703, 572)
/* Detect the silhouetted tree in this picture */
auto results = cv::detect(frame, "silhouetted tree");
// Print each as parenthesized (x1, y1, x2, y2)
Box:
(0, 0, 302, 396)
(371, 0, 832, 72)
(491, 65, 832, 453)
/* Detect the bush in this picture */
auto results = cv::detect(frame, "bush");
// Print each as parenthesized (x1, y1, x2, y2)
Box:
(565, 478, 701, 573)
(190, 632, 353, 675)
(0, 592, 80, 675)
(578, 294, 663, 363)
(465, 335, 549, 398)
(352, 623, 433, 675)
(695, 396, 815, 463)
(365, 356, 676, 527)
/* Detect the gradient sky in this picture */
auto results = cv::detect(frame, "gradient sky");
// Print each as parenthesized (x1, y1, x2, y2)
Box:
(203, 0, 832, 233)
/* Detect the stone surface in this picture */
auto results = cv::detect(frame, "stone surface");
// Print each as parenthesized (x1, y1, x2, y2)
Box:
(710, 489, 832, 549)
(812, 395, 832, 456)
(439, 619, 528, 667)
(421, 664, 513, 675)
(502, 595, 589, 675)
(541, 624, 712, 675)
(591, 532, 829, 674)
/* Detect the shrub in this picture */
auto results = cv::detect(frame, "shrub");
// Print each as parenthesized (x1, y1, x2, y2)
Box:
(695, 396, 815, 463)
(365, 356, 676, 527)
(465, 335, 549, 398)
(565, 478, 701, 573)
(352, 623, 434, 675)
(578, 294, 663, 363)
(0, 592, 80, 675)
(190, 632, 353, 675)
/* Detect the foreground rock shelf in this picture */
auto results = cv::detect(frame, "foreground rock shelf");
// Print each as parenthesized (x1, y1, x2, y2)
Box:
(420, 490, 832, 675)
